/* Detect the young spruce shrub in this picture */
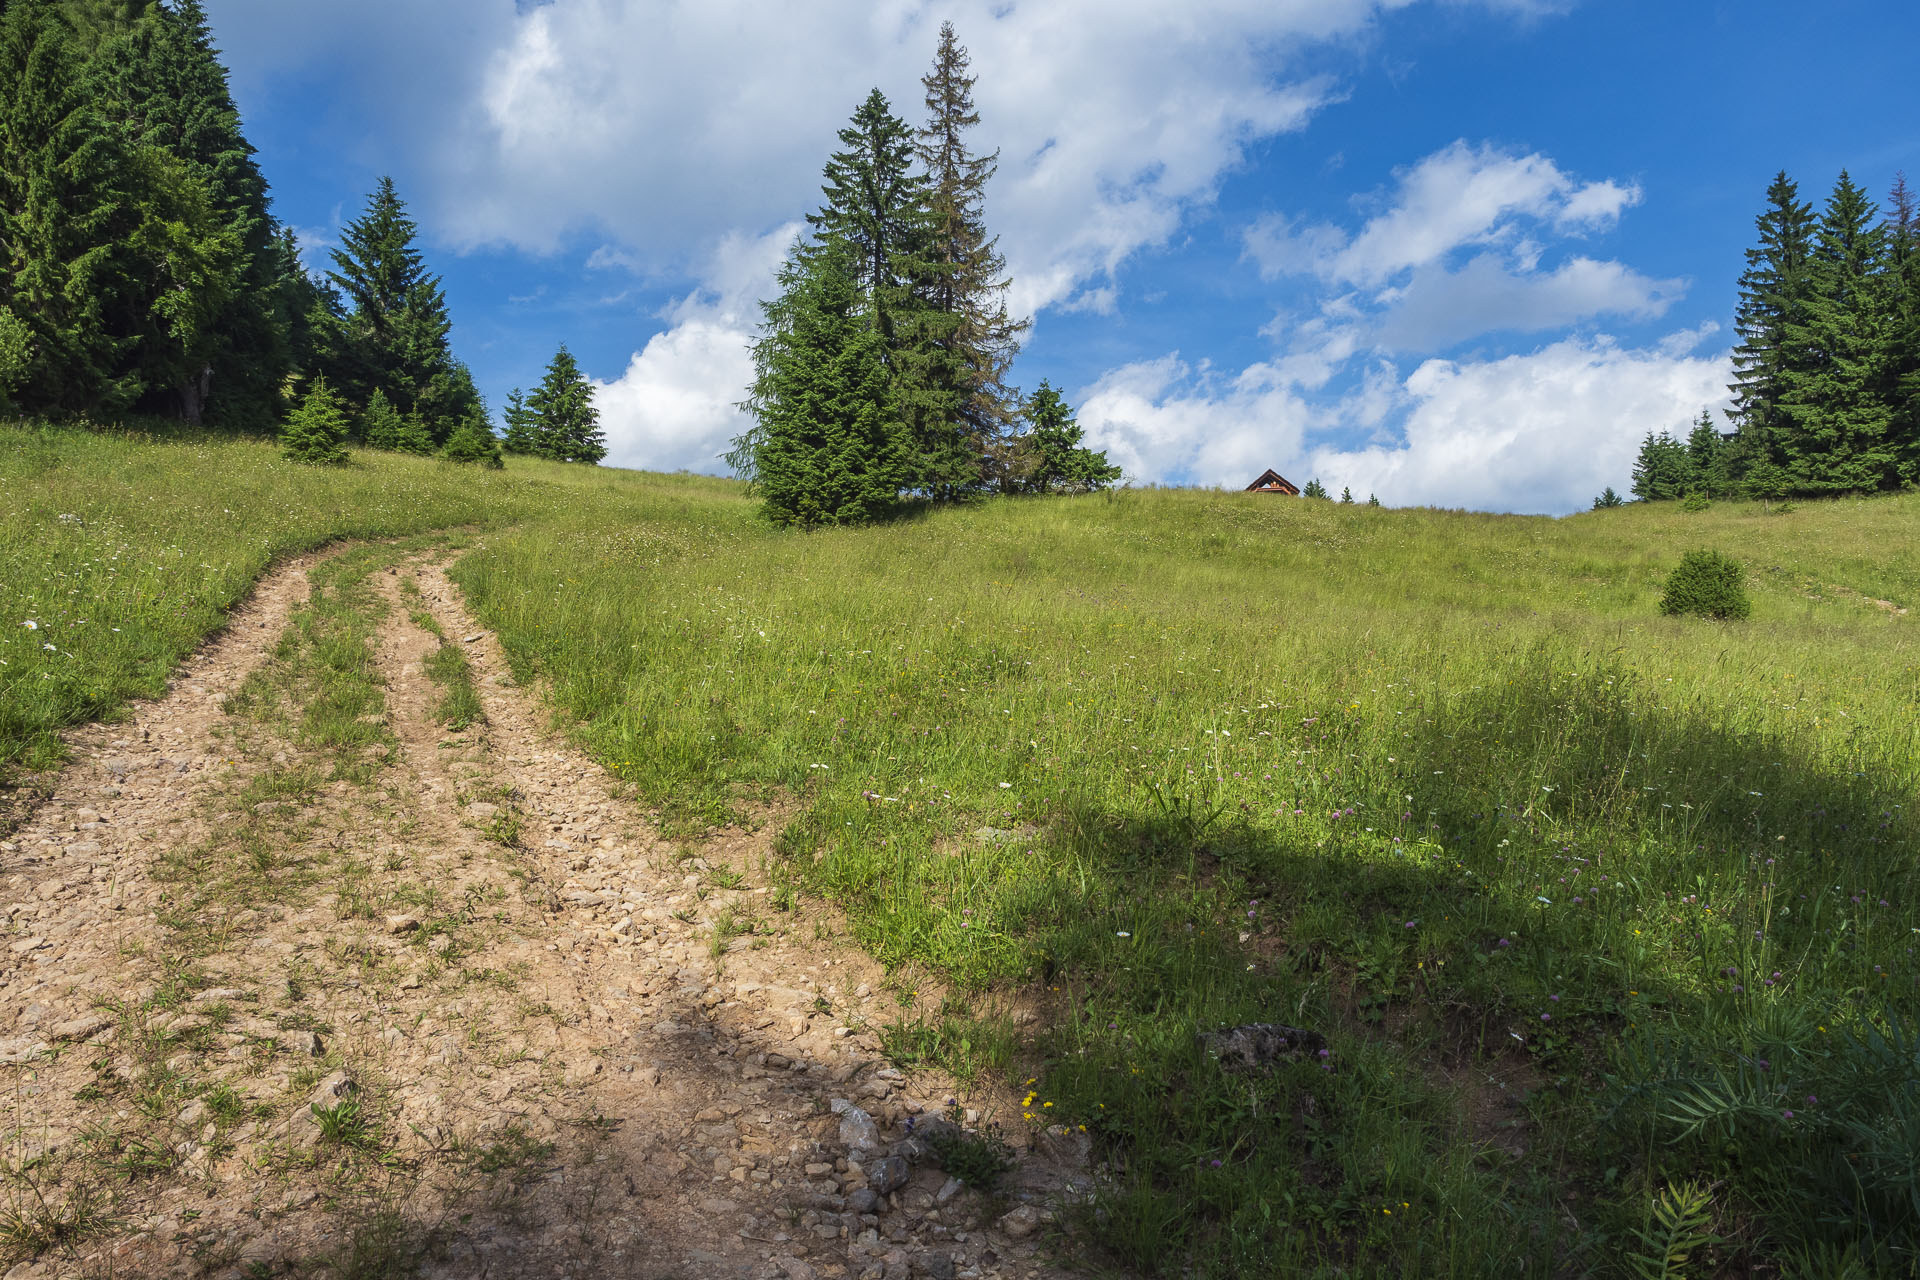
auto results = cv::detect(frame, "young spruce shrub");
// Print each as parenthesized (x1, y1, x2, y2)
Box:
(281, 378, 350, 465)
(1660, 549, 1750, 619)
(442, 414, 504, 469)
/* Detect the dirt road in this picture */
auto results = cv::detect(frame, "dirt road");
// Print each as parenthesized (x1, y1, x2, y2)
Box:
(0, 546, 1081, 1279)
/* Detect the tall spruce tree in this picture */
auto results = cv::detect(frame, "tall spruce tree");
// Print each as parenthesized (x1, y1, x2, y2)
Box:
(0, 0, 145, 415)
(527, 346, 605, 464)
(1885, 173, 1920, 484)
(85, 0, 285, 426)
(1776, 172, 1897, 493)
(916, 23, 1028, 496)
(809, 90, 925, 315)
(325, 177, 468, 440)
(747, 235, 907, 527)
(806, 91, 962, 495)
(1728, 172, 1817, 473)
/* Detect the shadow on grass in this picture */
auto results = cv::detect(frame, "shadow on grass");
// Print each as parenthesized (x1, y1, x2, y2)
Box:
(988, 665, 1918, 1274)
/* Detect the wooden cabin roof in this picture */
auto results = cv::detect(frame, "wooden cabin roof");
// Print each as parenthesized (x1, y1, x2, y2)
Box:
(1244, 468, 1300, 495)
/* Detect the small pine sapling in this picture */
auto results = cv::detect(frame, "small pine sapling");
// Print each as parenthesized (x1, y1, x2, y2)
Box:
(391, 412, 435, 456)
(281, 378, 350, 465)
(442, 413, 504, 468)
(358, 389, 403, 450)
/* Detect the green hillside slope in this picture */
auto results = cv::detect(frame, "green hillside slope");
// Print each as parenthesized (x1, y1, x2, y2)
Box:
(6, 422, 1917, 1275)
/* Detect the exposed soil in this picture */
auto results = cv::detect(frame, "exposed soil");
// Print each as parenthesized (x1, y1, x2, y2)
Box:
(0, 549, 1087, 1280)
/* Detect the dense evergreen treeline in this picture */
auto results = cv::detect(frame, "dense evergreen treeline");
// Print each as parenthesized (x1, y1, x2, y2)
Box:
(1620, 169, 1920, 506)
(0, 0, 514, 460)
(729, 23, 1118, 527)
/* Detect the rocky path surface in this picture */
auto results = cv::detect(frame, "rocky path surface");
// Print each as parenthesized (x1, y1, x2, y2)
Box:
(0, 548, 1085, 1279)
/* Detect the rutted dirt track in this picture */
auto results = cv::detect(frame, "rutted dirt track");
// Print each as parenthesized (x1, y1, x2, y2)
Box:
(0, 550, 1083, 1279)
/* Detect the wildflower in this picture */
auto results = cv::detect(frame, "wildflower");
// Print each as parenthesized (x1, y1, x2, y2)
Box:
(1806, 1095, 1818, 1105)
(1782, 1109, 1794, 1120)
(1541, 1013, 1551, 1022)
(1116, 931, 1131, 938)
(999, 782, 1012, 789)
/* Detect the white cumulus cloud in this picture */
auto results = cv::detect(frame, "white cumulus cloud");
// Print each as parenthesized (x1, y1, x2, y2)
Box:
(593, 224, 797, 474)
(1246, 140, 1643, 287)
(1307, 330, 1732, 514)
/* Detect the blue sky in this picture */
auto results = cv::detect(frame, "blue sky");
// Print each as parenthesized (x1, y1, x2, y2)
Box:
(206, 0, 1919, 512)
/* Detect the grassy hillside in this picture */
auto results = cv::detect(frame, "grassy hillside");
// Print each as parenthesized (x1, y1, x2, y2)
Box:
(7, 421, 1918, 1275)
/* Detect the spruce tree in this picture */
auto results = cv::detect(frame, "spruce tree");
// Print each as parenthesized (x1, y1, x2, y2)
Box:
(1631, 430, 1692, 500)
(746, 236, 907, 527)
(807, 90, 964, 496)
(0, 0, 144, 415)
(1367, 493, 1381, 507)
(1340, 486, 1354, 503)
(917, 23, 1028, 494)
(1728, 172, 1816, 473)
(1018, 381, 1119, 493)
(281, 377, 349, 464)
(359, 387, 402, 449)
(85, 0, 284, 427)
(326, 177, 463, 439)
(1884, 173, 1920, 484)
(1593, 487, 1624, 509)
(528, 346, 606, 464)
(442, 412, 503, 468)
(809, 90, 925, 315)
(1302, 479, 1328, 499)
(1777, 172, 1897, 493)
(1684, 409, 1725, 495)
(391, 411, 434, 456)
(501, 388, 541, 456)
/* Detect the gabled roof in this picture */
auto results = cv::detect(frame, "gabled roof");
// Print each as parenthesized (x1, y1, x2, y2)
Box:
(1244, 468, 1300, 495)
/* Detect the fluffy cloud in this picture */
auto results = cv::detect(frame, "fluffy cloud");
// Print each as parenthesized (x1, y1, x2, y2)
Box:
(1246, 140, 1641, 286)
(592, 224, 796, 474)
(1370, 254, 1682, 350)
(1077, 328, 1732, 514)
(1076, 357, 1318, 487)
(1245, 140, 1675, 363)
(212, 0, 1555, 314)
(1309, 331, 1732, 513)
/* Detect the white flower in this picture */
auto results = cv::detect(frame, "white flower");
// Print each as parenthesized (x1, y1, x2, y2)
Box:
(1116, 931, 1131, 938)
(999, 782, 1012, 789)
(22, 620, 36, 630)
(43, 643, 56, 652)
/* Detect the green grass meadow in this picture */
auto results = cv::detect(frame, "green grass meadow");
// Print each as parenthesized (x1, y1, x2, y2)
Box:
(6, 422, 1918, 1275)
